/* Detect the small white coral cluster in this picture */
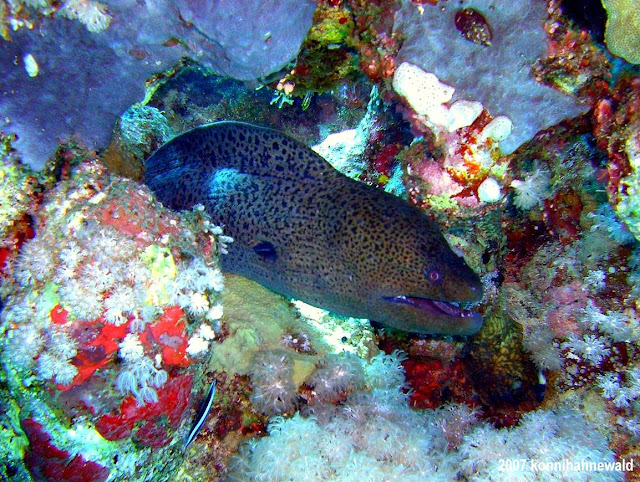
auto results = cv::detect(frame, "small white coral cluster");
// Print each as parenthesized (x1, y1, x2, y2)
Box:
(115, 333, 168, 405)
(35, 330, 78, 386)
(562, 333, 611, 365)
(363, 349, 408, 390)
(248, 347, 367, 416)
(510, 162, 552, 210)
(14, 220, 154, 328)
(186, 323, 216, 358)
(563, 299, 638, 364)
(249, 350, 298, 416)
(170, 257, 225, 320)
(514, 265, 637, 373)
(59, 0, 112, 33)
(305, 353, 365, 403)
(598, 367, 640, 413)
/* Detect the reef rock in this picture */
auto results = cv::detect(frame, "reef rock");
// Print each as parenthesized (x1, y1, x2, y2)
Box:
(394, 0, 588, 153)
(0, 0, 316, 169)
(0, 154, 227, 481)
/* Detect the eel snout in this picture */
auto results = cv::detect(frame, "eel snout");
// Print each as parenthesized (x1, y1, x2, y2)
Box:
(382, 295, 483, 334)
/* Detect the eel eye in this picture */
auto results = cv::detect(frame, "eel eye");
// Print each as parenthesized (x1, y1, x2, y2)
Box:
(425, 268, 443, 284)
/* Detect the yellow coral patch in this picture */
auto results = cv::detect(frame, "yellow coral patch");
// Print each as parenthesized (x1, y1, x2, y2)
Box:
(140, 244, 176, 305)
(602, 0, 640, 64)
(209, 275, 330, 376)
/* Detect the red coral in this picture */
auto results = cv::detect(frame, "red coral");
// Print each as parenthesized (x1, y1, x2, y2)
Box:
(60, 319, 131, 390)
(50, 305, 69, 325)
(148, 306, 191, 367)
(60, 306, 190, 391)
(96, 373, 193, 446)
(22, 418, 109, 482)
(403, 358, 473, 409)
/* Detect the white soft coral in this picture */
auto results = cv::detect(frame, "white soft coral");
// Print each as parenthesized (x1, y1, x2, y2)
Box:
(36, 330, 79, 386)
(561, 333, 611, 365)
(305, 353, 365, 403)
(115, 333, 167, 405)
(59, 0, 112, 33)
(249, 349, 298, 416)
(510, 163, 551, 210)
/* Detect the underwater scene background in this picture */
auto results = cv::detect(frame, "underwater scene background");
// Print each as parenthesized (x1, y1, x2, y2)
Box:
(1, 0, 639, 480)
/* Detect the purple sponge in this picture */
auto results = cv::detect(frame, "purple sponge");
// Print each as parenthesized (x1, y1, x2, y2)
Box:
(0, 0, 316, 169)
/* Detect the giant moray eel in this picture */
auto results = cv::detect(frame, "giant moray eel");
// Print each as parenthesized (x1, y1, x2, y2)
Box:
(145, 121, 483, 335)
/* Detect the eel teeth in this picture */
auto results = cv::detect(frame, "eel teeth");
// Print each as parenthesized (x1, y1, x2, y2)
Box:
(383, 296, 476, 319)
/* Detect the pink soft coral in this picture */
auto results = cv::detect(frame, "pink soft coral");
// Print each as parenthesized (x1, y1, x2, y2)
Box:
(543, 282, 589, 337)
(416, 159, 463, 197)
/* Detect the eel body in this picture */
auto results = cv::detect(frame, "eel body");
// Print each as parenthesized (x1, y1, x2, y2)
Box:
(145, 121, 483, 335)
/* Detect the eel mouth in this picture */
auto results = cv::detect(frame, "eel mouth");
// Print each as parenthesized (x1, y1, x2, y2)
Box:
(382, 295, 479, 320)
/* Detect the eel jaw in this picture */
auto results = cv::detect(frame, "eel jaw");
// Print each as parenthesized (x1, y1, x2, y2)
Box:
(382, 295, 480, 320)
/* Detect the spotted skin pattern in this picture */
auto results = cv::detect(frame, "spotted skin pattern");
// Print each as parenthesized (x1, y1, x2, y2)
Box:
(145, 122, 483, 335)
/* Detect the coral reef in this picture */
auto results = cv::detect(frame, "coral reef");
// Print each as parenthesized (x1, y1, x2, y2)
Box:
(174, 274, 379, 476)
(394, 0, 588, 153)
(3, 0, 640, 478)
(0, 151, 227, 480)
(495, 118, 640, 475)
(228, 351, 620, 481)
